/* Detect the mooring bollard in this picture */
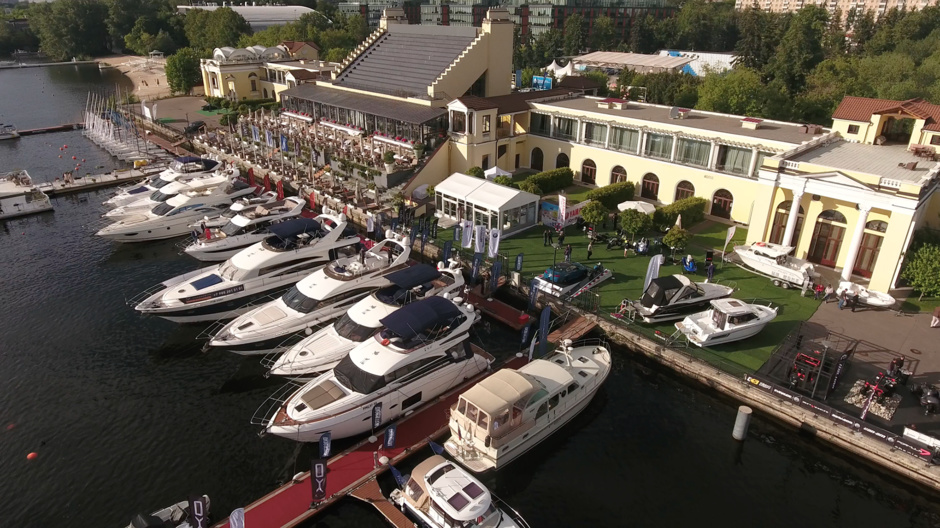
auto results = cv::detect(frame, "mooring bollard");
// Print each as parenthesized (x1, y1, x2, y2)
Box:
(732, 405, 752, 441)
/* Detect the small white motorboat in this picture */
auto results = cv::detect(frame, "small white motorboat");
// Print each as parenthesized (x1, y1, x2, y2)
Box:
(836, 281, 896, 308)
(0, 124, 20, 140)
(125, 495, 209, 528)
(733, 242, 818, 288)
(674, 298, 778, 347)
(390, 454, 529, 528)
(0, 170, 53, 220)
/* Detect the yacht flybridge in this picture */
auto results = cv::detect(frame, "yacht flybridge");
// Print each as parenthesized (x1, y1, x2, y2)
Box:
(256, 296, 492, 442)
(0, 170, 53, 220)
(188, 191, 278, 230)
(733, 242, 818, 288)
(390, 454, 529, 528)
(444, 340, 611, 473)
(674, 298, 778, 347)
(182, 196, 306, 261)
(132, 215, 360, 322)
(263, 260, 466, 376)
(104, 156, 221, 208)
(626, 275, 734, 323)
(104, 173, 233, 220)
(96, 179, 256, 242)
(206, 232, 415, 354)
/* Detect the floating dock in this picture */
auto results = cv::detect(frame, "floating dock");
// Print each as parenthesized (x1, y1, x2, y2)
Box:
(547, 315, 597, 344)
(17, 123, 84, 136)
(37, 166, 164, 197)
(467, 284, 532, 330)
(213, 353, 527, 528)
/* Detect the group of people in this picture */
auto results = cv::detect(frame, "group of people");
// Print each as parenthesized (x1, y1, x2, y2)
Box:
(812, 283, 862, 312)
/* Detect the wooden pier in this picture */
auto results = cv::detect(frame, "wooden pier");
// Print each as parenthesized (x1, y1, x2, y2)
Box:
(547, 315, 597, 344)
(467, 284, 532, 330)
(17, 123, 84, 136)
(37, 166, 164, 197)
(213, 354, 527, 528)
(349, 480, 414, 528)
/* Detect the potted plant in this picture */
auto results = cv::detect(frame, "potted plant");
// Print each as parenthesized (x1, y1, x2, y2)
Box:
(413, 142, 426, 159)
(383, 151, 396, 173)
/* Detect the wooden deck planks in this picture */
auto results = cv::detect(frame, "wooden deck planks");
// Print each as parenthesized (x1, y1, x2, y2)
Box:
(350, 479, 415, 528)
(547, 315, 597, 344)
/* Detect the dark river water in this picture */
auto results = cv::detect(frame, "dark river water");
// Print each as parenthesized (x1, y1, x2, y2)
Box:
(1, 65, 939, 528)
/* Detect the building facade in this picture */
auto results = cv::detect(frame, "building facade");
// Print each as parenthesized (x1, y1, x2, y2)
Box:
(734, 0, 936, 23)
(200, 42, 330, 102)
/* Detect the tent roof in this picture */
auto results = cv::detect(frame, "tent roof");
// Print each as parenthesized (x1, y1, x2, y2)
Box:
(461, 369, 537, 416)
(435, 173, 539, 212)
(379, 297, 461, 340)
(483, 166, 511, 178)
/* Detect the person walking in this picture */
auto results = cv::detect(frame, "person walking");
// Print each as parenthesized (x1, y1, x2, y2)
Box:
(851, 292, 860, 312)
(558, 230, 566, 247)
(587, 240, 594, 261)
(564, 244, 572, 262)
(706, 261, 715, 282)
(547, 228, 554, 246)
(823, 284, 834, 303)
(543, 228, 550, 247)
(931, 306, 940, 328)
(838, 289, 847, 310)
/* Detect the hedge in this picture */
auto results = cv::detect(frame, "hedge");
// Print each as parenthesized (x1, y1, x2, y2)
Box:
(586, 181, 634, 209)
(653, 196, 708, 228)
(525, 167, 573, 194)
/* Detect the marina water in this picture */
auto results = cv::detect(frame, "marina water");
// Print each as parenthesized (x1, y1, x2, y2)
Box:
(1, 65, 938, 527)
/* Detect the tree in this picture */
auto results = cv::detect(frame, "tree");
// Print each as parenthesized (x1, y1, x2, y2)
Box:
(628, 15, 658, 54)
(902, 244, 940, 300)
(579, 200, 609, 227)
(493, 175, 513, 187)
(184, 7, 251, 53)
(562, 13, 586, 56)
(582, 69, 610, 96)
(591, 15, 616, 51)
(619, 209, 652, 242)
(29, 0, 110, 60)
(764, 6, 829, 94)
(823, 8, 847, 58)
(663, 227, 691, 252)
(697, 67, 789, 118)
(165, 47, 202, 94)
(467, 166, 485, 179)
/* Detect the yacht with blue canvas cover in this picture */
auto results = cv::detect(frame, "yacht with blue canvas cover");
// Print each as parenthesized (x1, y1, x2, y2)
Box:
(131, 215, 360, 323)
(262, 259, 466, 376)
(103, 156, 222, 208)
(256, 296, 492, 443)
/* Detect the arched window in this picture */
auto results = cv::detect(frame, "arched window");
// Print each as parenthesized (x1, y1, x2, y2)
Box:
(263, 88, 269, 99)
(641, 173, 659, 200)
(866, 220, 888, 232)
(711, 189, 733, 219)
(611, 166, 627, 184)
(556, 153, 569, 169)
(581, 159, 596, 185)
(531, 148, 543, 171)
(770, 200, 805, 245)
(808, 210, 847, 267)
(674, 180, 695, 201)
(818, 209, 847, 223)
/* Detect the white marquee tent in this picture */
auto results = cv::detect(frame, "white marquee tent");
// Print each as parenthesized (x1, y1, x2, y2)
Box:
(434, 173, 539, 236)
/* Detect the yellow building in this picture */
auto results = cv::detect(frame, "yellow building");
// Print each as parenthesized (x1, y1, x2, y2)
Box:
(200, 41, 331, 102)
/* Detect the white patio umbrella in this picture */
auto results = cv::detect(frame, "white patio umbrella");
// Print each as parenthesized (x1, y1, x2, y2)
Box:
(617, 200, 656, 214)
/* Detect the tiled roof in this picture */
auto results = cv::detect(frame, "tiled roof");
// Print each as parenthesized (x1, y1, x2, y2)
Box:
(286, 69, 320, 81)
(281, 84, 447, 125)
(833, 96, 940, 131)
(455, 96, 497, 111)
(484, 89, 571, 115)
(558, 75, 605, 90)
(282, 40, 319, 52)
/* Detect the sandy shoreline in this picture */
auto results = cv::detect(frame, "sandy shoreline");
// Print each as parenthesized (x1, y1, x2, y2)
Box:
(96, 54, 172, 100)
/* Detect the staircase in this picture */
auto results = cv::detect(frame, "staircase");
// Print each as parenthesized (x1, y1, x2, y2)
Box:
(333, 28, 388, 79)
(429, 30, 485, 94)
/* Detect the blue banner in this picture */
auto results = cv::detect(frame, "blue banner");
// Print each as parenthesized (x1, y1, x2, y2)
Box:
(371, 403, 382, 430)
(409, 225, 418, 248)
(453, 225, 461, 241)
(538, 305, 551, 358)
(421, 231, 428, 253)
(391, 219, 399, 232)
(443, 240, 453, 262)
(471, 253, 483, 284)
(515, 253, 524, 272)
(280, 133, 289, 152)
(251, 125, 259, 142)
(528, 278, 539, 310)
(489, 260, 502, 292)
(188, 496, 209, 528)
(384, 424, 397, 449)
(319, 431, 331, 458)
(521, 323, 532, 345)
(389, 465, 407, 487)
(430, 218, 439, 239)
(265, 129, 274, 147)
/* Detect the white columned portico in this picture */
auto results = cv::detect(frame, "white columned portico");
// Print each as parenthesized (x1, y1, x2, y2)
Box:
(841, 204, 872, 281)
(782, 191, 803, 246)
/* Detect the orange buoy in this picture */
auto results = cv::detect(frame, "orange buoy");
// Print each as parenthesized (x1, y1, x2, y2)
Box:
(27, 452, 38, 460)
(5, 423, 14, 431)
(82, 159, 85, 162)
(72, 156, 76, 160)
(58, 155, 62, 158)
(63, 145, 68, 148)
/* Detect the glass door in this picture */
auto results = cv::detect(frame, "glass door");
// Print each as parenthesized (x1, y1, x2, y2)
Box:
(853, 233, 882, 278)
(808, 222, 845, 267)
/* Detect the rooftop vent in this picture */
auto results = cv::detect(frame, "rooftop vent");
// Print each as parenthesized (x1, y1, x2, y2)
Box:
(898, 161, 918, 170)
(799, 124, 823, 134)
(669, 107, 691, 119)
(598, 98, 628, 110)
(741, 117, 763, 130)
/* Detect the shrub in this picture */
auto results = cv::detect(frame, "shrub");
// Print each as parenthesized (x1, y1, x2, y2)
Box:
(619, 209, 652, 241)
(383, 151, 396, 164)
(663, 227, 690, 250)
(653, 196, 708, 229)
(518, 181, 542, 195)
(580, 200, 609, 226)
(525, 167, 573, 194)
(587, 181, 634, 209)
(493, 175, 514, 187)
(467, 166, 485, 179)
(902, 243, 940, 300)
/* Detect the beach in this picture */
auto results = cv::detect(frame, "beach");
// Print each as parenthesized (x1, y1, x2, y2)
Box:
(96, 54, 172, 100)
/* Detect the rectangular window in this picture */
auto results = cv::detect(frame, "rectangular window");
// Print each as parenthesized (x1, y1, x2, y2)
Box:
(451, 111, 467, 134)
(250, 79, 257, 92)
(531, 113, 551, 136)
(551, 116, 576, 141)
(497, 144, 507, 158)
(583, 123, 607, 146)
(847, 124, 860, 134)
(644, 133, 673, 160)
(931, 135, 940, 146)
(482, 115, 491, 134)
(609, 127, 639, 152)
(675, 138, 711, 167)
(716, 145, 753, 176)
(482, 154, 490, 170)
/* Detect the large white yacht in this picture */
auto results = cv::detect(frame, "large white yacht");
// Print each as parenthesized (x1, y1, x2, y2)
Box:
(96, 180, 257, 242)
(733, 242, 818, 288)
(264, 260, 466, 377)
(104, 171, 238, 220)
(104, 156, 221, 208)
(257, 296, 492, 442)
(0, 170, 53, 220)
(625, 274, 734, 323)
(132, 215, 360, 322)
(444, 340, 611, 473)
(390, 455, 529, 528)
(182, 196, 306, 261)
(189, 191, 278, 230)
(206, 233, 416, 355)
(674, 298, 778, 347)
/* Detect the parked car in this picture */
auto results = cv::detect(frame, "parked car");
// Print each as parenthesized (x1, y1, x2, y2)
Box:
(183, 120, 206, 136)
(541, 262, 589, 285)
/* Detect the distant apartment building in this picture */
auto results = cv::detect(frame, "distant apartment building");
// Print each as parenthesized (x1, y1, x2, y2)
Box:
(734, 0, 937, 22)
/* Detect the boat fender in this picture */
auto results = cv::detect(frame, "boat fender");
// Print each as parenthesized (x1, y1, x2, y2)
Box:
(382, 338, 390, 346)
(755, 242, 766, 247)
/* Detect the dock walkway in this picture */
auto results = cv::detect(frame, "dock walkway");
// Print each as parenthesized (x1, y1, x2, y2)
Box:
(37, 166, 164, 197)
(467, 283, 531, 330)
(349, 479, 414, 528)
(17, 123, 84, 136)
(547, 315, 597, 344)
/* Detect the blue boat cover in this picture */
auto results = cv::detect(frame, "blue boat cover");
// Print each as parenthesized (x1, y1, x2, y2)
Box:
(128, 185, 149, 194)
(268, 218, 321, 241)
(387, 264, 441, 289)
(191, 274, 224, 290)
(379, 296, 462, 340)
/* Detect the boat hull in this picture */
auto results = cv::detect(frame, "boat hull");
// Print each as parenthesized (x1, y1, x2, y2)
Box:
(138, 284, 296, 323)
(0, 201, 54, 220)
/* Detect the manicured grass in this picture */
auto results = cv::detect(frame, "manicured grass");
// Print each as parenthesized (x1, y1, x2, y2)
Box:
(558, 184, 593, 203)
(899, 295, 940, 314)
(689, 221, 747, 253)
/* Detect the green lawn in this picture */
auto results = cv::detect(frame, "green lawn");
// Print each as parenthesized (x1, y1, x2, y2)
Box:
(437, 221, 821, 375)
(899, 295, 940, 314)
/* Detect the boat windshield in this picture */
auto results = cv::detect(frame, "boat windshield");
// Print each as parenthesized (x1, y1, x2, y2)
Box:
(220, 221, 243, 237)
(151, 202, 174, 216)
(282, 286, 319, 313)
(218, 260, 250, 281)
(149, 189, 177, 202)
(334, 313, 376, 342)
(333, 354, 386, 394)
(151, 177, 172, 189)
(222, 208, 239, 219)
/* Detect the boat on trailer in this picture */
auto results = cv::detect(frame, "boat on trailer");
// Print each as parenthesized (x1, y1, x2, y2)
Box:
(733, 242, 818, 288)
(836, 281, 896, 308)
(626, 274, 734, 323)
(674, 298, 778, 347)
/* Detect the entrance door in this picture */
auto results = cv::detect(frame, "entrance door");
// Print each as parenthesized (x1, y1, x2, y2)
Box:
(853, 233, 882, 278)
(808, 222, 845, 267)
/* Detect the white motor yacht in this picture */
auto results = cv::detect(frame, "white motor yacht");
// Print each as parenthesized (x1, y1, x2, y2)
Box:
(733, 242, 818, 288)
(96, 180, 257, 242)
(104, 170, 237, 220)
(189, 191, 278, 230)
(257, 296, 492, 442)
(132, 215, 360, 322)
(207, 233, 416, 355)
(263, 260, 466, 376)
(836, 281, 896, 308)
(675, 298, 778, 347)
(0, 124, 19, 140)
(0, 170, 53, 220)
(444, 339, 611, 473)
(125, 495, 210, 528)
(182, 196, 306, 261)
(390, 455, 529, 528)
(626, 274, 734, 323)
(104, 156, 221, 208)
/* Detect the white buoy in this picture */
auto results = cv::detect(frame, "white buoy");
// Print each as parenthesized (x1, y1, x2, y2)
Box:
(732, 405, 752, 441)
